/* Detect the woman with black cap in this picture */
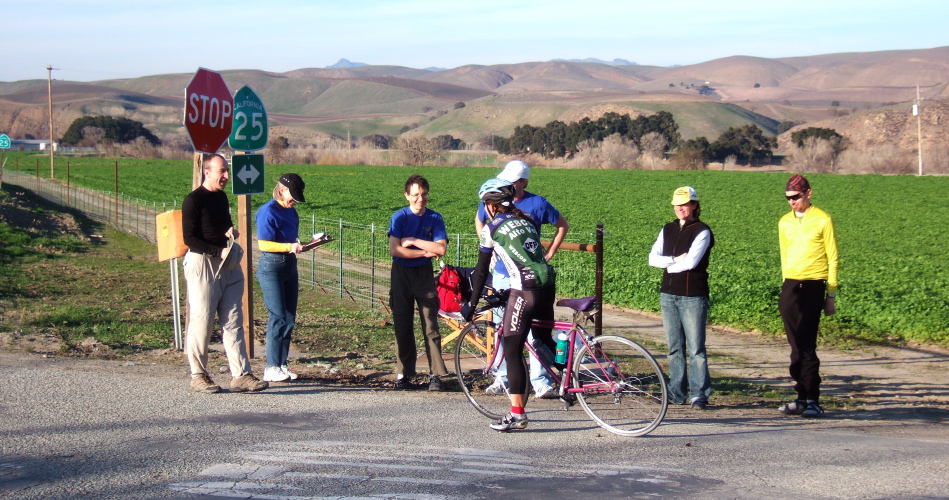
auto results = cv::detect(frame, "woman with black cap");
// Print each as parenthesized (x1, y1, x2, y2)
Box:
(255, 173, 307, 382)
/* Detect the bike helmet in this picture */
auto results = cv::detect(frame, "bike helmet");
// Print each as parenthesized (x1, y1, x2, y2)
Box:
(478, 178, 515, 206)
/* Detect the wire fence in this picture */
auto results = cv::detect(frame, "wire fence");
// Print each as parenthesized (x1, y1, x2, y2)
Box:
(2, 166, 602, 314)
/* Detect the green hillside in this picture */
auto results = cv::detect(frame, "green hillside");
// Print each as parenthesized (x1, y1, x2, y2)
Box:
(301, 80, 449, 116)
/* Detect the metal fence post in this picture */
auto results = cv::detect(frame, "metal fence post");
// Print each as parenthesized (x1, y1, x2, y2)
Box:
(310, 214, 316, 290)
(455, 233, 462, 267)
(595, 222, 604, 337)
(338, 218, 344, 299)
(370, 222, 376, 309)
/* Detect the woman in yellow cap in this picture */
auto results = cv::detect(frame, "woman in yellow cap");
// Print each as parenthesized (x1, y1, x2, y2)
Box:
(648, 186, 714, 409)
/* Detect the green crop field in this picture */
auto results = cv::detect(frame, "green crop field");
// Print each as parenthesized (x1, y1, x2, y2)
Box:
(7, 152, 948, 346)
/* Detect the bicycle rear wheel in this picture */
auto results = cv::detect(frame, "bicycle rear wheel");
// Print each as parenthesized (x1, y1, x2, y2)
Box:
(454, 320, 510, 420)
(573, 335, 668, 436)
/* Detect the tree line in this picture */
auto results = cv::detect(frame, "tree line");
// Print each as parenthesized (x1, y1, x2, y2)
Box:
(62, 116, 161, 146)
(492, 111, 851, 169)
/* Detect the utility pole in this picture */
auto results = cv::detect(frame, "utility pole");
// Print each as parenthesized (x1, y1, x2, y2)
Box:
(914, 84, 923, 176)
(47, 65, 57, 178)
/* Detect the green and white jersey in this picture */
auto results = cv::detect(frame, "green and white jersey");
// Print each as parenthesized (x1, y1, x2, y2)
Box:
(479, 213, 554, 289)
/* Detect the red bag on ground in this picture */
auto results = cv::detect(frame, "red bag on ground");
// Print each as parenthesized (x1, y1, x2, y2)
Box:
(436, 265, 463, 312)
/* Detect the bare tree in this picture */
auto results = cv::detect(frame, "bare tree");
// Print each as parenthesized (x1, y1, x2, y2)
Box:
(787, 136, 850, 173)
(567, 135, 640, 169)
(639, 132, 668, 159)
(80, 126, 104, 148)
(723, 155, 738, 171)
(671, 148, 707, 170)
(393, 135, 441, 166)
(268, 136, 291, 164)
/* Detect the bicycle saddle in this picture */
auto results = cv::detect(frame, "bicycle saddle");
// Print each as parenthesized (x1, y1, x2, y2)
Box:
(556, 296, 597, 312)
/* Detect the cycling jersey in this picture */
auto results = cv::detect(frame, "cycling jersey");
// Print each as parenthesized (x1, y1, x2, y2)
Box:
(478, 213, 553, 290)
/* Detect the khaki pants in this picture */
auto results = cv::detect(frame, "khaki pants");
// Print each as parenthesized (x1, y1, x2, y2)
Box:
(183, 251, 250, 377)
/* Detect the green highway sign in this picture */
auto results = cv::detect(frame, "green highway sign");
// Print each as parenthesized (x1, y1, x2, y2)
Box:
(0, 134, 10, 149)
(228, 86, 268, 152)
(231, 154, 265, 195)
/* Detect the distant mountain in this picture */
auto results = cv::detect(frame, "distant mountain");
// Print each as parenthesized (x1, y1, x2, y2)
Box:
(1, 46, 947, 154)
(325, 58, 367, 69)
(551, 58, 636, 66)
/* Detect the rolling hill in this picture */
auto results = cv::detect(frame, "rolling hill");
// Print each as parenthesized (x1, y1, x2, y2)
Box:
(1, 46, 947, 153)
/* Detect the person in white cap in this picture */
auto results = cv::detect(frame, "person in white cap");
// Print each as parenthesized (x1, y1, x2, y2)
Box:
(474, 160, 569, 399)
(648, 186, 714, 409)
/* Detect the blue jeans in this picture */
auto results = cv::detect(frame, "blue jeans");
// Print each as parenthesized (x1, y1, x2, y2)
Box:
(257, 252, 299, 369)
(660, 293, 711, 404)
(492, 273, 555, 391)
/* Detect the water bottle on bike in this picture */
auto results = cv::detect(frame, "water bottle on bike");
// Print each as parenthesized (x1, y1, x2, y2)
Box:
(554, 330, 569, 367)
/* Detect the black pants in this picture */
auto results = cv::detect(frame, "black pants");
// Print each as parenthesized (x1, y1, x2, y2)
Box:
(502, 286, 556, 399)
(389, 262, 448, 378)
(778, 279, 826, 401)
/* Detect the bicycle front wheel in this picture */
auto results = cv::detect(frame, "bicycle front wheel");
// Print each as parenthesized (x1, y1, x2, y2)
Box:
(573, 335, 668, 437)
(454, 320, 509, 420)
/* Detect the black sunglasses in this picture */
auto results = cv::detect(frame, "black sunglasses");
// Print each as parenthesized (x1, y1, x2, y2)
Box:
(786, 193, 804, 201)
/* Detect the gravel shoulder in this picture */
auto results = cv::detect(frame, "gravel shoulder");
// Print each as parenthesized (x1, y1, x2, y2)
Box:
(3, 302, 947, 442)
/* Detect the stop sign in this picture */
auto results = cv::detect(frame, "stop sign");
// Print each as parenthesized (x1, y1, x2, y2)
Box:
(183, 68, 234, 154)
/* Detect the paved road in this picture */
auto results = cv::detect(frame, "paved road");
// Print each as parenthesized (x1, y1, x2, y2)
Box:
(0, 353, 946, 499)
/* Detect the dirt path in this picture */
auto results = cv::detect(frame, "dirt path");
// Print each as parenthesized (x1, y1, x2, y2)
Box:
(596, 304, 949, 411)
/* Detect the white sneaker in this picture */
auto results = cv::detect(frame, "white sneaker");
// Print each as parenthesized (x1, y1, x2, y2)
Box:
(263, 366, 290, 382)
(484, 381, 506, 395)
(535, 384, 557, 399)
(281, 365, 299, 380)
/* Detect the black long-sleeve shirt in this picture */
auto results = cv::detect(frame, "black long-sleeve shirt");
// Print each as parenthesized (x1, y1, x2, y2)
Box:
(181, 186, 233, 257)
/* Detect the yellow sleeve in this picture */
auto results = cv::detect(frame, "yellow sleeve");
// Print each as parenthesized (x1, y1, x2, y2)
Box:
(258, 240, 293, 253)
(823, 216, 839, 293)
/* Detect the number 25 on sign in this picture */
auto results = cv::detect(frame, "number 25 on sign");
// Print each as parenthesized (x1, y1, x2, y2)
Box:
(228, 86, 269, 152)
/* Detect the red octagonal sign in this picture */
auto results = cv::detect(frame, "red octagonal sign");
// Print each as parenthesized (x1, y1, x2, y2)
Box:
(183, 68, 234, 154)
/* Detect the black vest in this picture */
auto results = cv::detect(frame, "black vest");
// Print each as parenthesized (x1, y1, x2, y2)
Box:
(660, 219, 713, 297)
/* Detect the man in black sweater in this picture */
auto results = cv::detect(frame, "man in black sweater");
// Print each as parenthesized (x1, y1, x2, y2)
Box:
(181, 154, 267, 394)
(648, 186, 714, 409)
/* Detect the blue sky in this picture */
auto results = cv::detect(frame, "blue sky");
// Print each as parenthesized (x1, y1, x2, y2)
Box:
(3, 0, 947, 82)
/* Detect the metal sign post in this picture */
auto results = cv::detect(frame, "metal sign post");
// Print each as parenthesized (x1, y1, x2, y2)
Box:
(0, 134, 9, 190)
(170, 258, 183, 349)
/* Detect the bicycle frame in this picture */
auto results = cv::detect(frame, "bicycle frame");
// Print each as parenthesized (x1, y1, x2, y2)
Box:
(456, 290, 668, 436)
(479, 317, 610, 399)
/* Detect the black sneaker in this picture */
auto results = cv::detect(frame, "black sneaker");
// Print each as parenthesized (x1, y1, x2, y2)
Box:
(395, 378, 420, 390)
(490, 413, 529, 432)
(428, 375, 443, 392)
(690, 398, 708, 410)
(801, 402, 824, 418)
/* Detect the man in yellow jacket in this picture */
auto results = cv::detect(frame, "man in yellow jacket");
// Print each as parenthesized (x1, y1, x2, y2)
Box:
(777, 174, 838, 418)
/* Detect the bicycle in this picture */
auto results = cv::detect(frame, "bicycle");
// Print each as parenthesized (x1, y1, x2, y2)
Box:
(454, 290, 669, 437)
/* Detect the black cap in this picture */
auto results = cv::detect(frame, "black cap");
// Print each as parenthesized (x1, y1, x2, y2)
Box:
(279, 173, 306, 203)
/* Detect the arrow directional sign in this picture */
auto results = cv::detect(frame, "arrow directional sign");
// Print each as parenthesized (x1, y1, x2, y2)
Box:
(231, 154, 265, 195)
(0, 134, 10, 149)
(237, 163, 260, 185)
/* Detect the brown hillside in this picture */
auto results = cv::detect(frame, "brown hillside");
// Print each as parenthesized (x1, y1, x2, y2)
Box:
(495, 61, 648, 92)
(652, 56, 800, 87)
(420, 65, 514, 91)
(777, 98, 949, 153)
(353, 76, 493, 101)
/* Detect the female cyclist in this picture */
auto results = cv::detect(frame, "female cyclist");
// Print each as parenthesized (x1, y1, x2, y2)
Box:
(462, 178, 557, 432)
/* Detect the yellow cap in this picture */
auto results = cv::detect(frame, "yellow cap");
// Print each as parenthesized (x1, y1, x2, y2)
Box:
(671, 186, 697, 205)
